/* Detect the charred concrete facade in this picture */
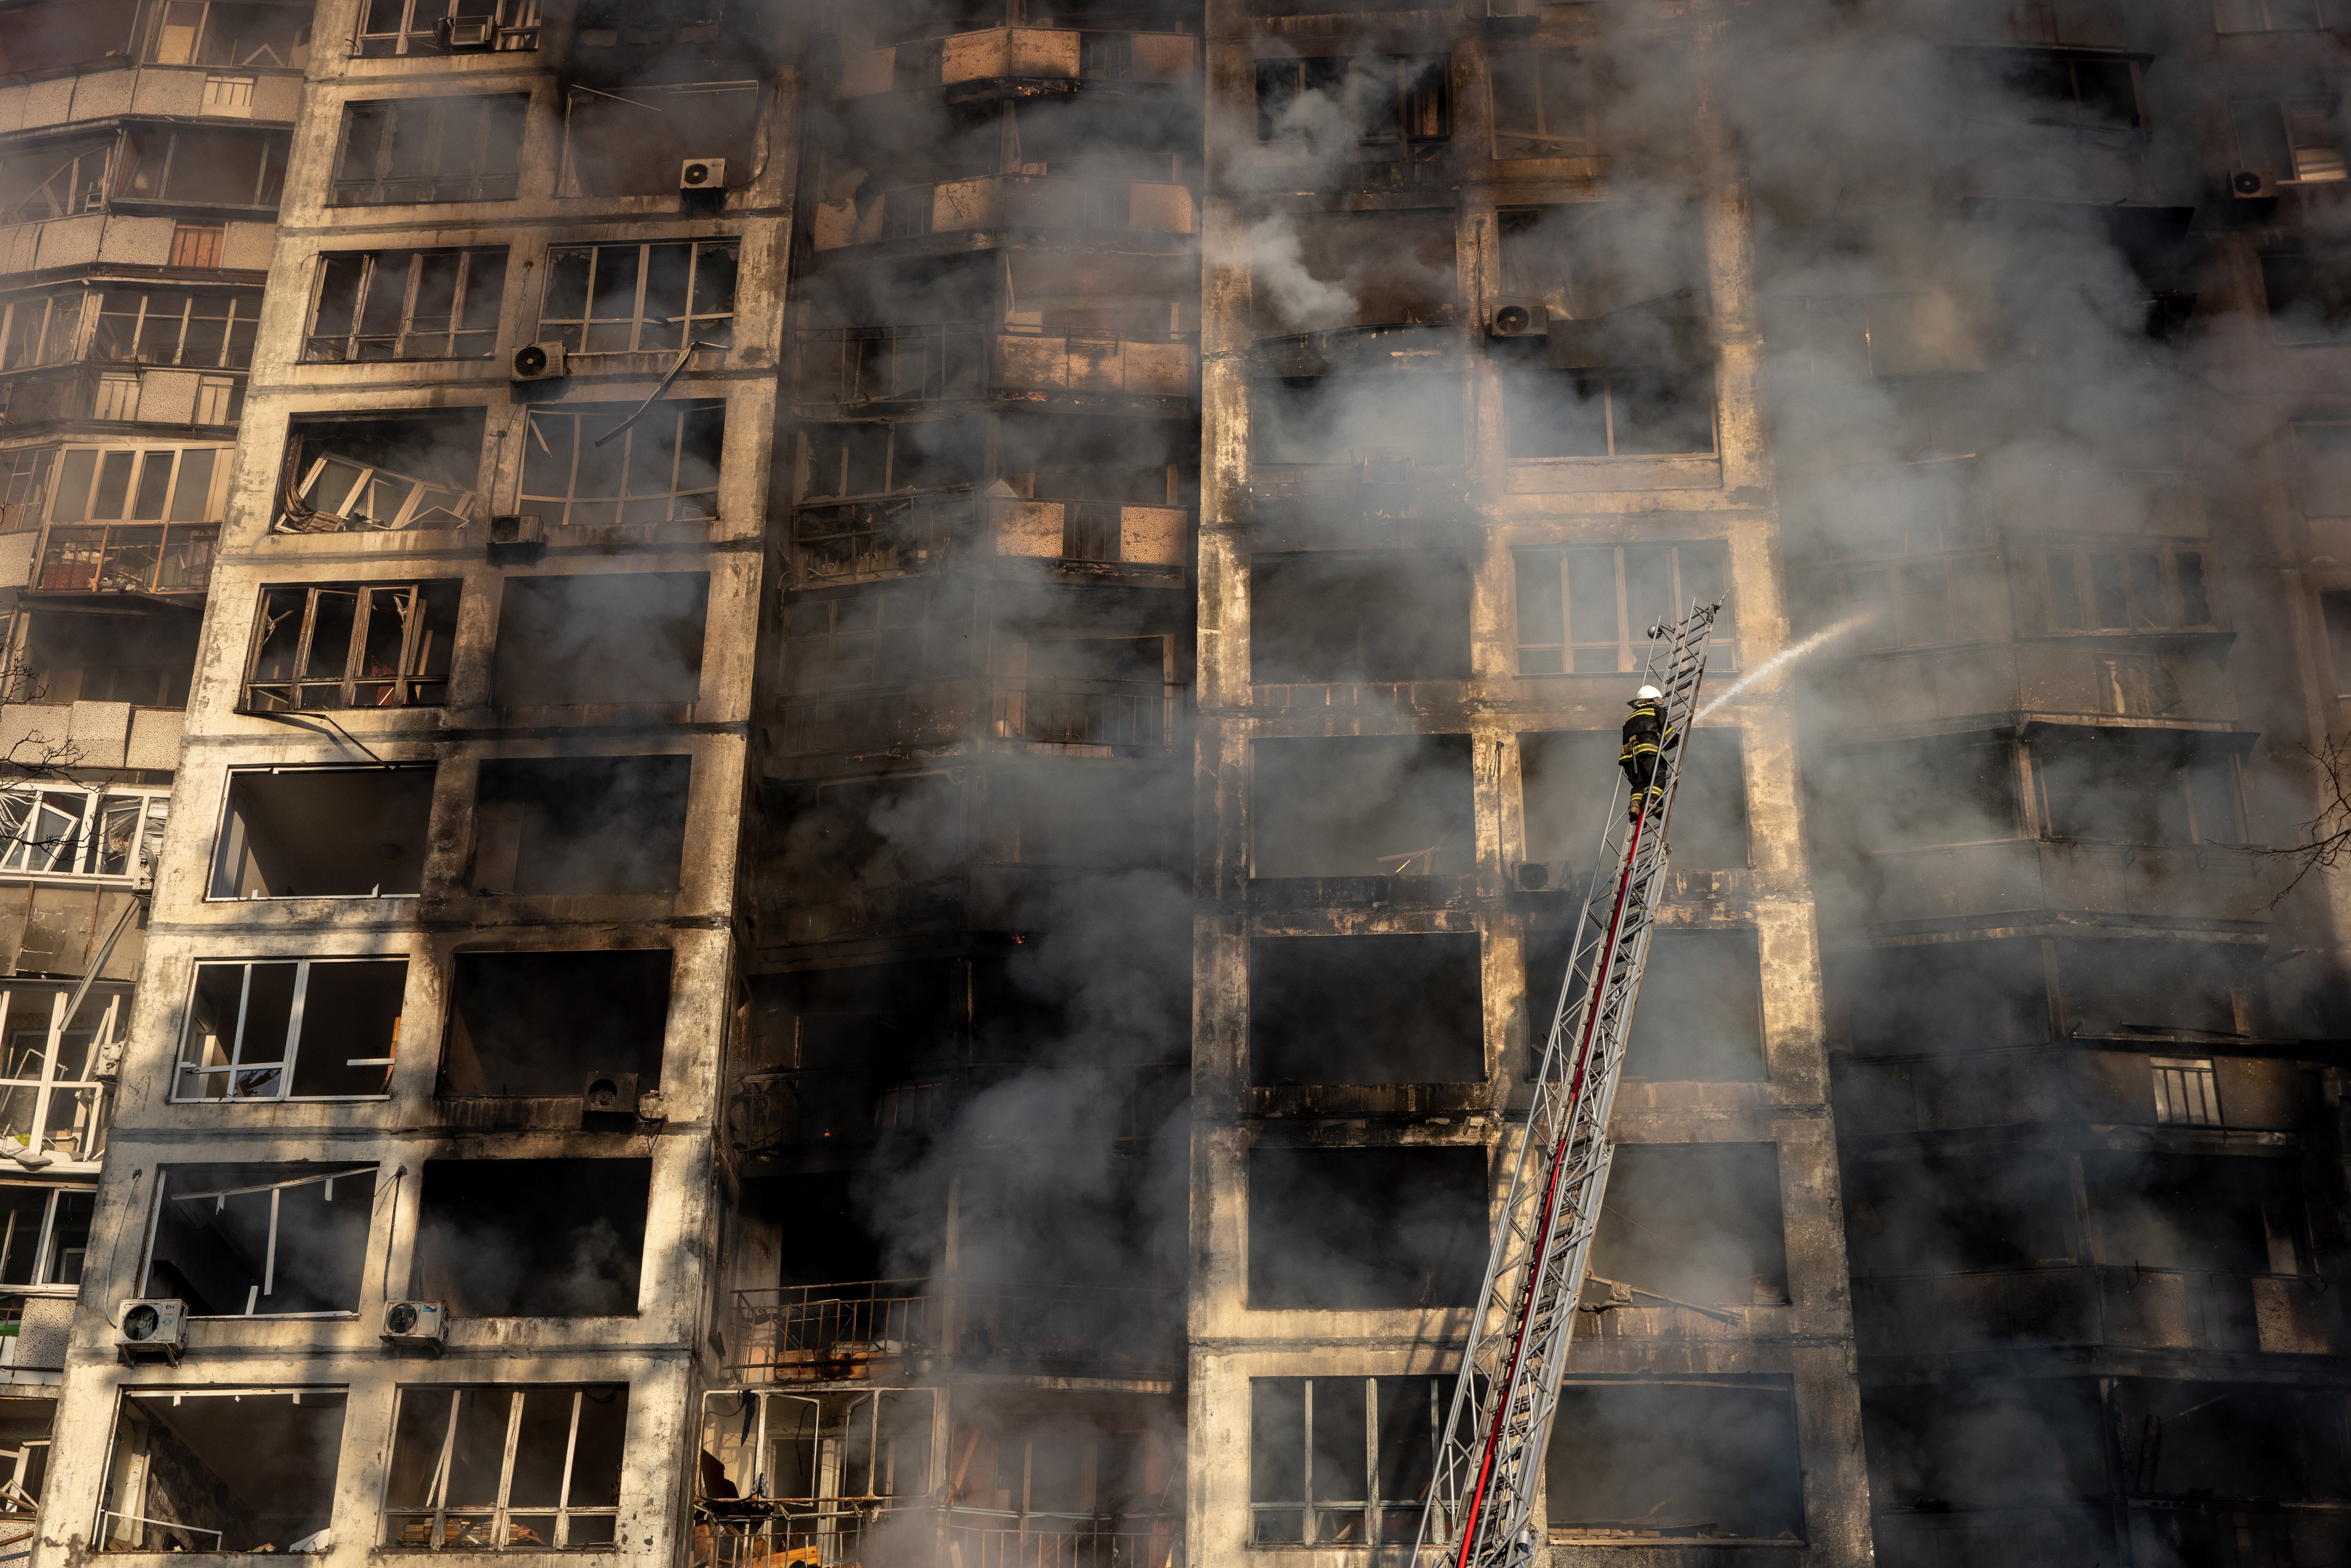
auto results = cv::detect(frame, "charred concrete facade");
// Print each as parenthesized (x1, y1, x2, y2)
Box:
(9, 0, 2351, 1565)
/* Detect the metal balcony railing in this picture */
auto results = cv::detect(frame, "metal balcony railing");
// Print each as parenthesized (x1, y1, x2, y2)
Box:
(1853, 1265, 2341, 1356)
(700, 1506, 1182, 1568)
(730, 1278, 1181, 1380)
(33, 522, 218, 595)
(790, 488, 976, 585)
(991, 678, 1174, 748)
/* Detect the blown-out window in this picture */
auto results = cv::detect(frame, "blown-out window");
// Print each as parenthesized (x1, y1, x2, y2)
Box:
(1491, 49, 1591, 159)
(245, 580, 458, 711)
(332, 96, 527, 206)
(0, 787, 167, 878)
(1513, 542, 1734, 675)
(0, 141, 109, 225)
(305, 248, 507, 362)
(383, 1386, 627, 1549)
(173, 959, 405, 1101)
(278, 413, 482, 534)
(0, 293, 83, 371)
(0, 981, 119, 1165)
(1256, 55, 1449, 148)
(781, 583, 974, 695)
(147, 0, 312, 65)
(144, 1163, 379, 1315)
(556, 82, 759, 197)
(519, 401, 723, 527)
(0, 1183, 92, 1285)
(2044, 546, 2212, 630)
(115, 126, 287, 207)
(91, 290, 258, 369)
(1250, 1377, 1454, 1545)
(537, 241, 737, 353)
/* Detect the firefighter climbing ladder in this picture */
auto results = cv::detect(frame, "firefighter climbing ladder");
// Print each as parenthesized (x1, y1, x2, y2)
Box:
(1413, 599, 1725, 1568)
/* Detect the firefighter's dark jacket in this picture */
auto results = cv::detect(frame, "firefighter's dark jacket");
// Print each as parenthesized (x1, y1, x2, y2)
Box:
(1619, 698, 1679, 778)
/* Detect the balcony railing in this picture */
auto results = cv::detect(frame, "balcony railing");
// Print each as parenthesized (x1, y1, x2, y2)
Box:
(701, 1506, 1181, 1568)
(33, 522, 218, 595)
(795, 327, 1194, 407)
(833, 27, 1196, 97)
(792, 488, 977, 584)
(991, 678, 1174, 748)
(813, 175, 1195, 249)
(1853, 1266, 2342, 1356)
(730, 1278, 1181, 1380)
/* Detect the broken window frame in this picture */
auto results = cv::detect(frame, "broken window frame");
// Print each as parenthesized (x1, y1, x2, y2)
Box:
(146, 0, 313, 65)
(0, 1181, 95, 1286)
(2231, 98, 2348, 183)
(0, 1434, 48, 1518)
(1504, 364, 1718, 459)
(101, 1387, 347, 1553)
(331, 96, 528, 207)
(113, 124, 288, 208)
(382, 1385, 627, 1550)
(2044, 544, 2211, 630)
(518, 401, 724, 527)
(0, 141, 111, 226)
(356, 0, 539, 55)
(243, 580, 457, 712)
(0, 786, 168, 881)
(280, 437, 479, 533)
(1249, 1376, 1451, 1546)
(303, 248, 506, 362)
(694, 1388, 936, 1507)
(0, 983, 119, 1167)
(143, 1164, 378, 1317)
(1512, 542, 1736, 675)
(2, 450, 53, 519)
(2152, 1056, 2222, 1125)
(1255, 55, 1450, 157)
(1489, 48, 1592, 160)
(0, 292, 85, 372)
(91, 288, 259, 369)
(172, 958, 405, 1104)
(536, 240, 739, 354)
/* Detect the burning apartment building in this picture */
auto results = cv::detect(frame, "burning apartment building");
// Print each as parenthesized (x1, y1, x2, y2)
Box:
(0, 0, 2339, 1561)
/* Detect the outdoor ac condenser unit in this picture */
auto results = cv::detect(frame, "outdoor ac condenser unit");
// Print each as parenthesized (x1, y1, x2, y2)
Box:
(381, 1299, 447, 1351)
(512, 342, 567, 382)
(680, 159, 726, 193)
(116, 1300, 187, 1366)
(1488, 298, 1550, 338)
(439, 15, 494, 47)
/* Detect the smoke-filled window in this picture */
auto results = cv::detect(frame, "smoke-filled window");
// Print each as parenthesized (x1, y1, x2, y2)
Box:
(1248, 210, 1455, 339)
(1589, 1143, 1787, 1305)
(519, 401, 723, 526)
(1862, 1378, 2104, 1515)
(146, 0, 312, 66)
(444, 948, 670, 1097)
(1844, 1151, 2077, 1276)
(1490, 49, 1591, 160)
(2111, 1380, 2351, 1502)
(91, 290, 258, 369)
(0, 292, 83, 371)
(209, 765, 435, 899)
(2214, 0, 2338, 26)
(243, 579, 459, 711)
(1250, 934, 1483, 1084)
(1254, 54, 1448, 158)
(558, 82, 758, 196)
(383, 1385, 626, 1548)
(2056, 937, 2245, 1038)
(277, 409, 483, 533)
(1502, 361, 1715, 458)
(2083, 1152, 2306, 1274)
(1968, 47, 2146, 130)
(1828, 552, 2004, 650)
(1251, 552, 1471, 684)
(1512, 542, 1733, 675)
(2231, 99, 2347, 184)
(331, 96, 527, 205)
(470, 754, 693, 896)
(1521, 727, 1748, 871)
(2030, 727, 2241, 847)
(173, 958, 406, 1101)
(491, 572, 708, 709)
(115, 125, 287, 207)
(304, 248, 506, 362)
(1246, 1145, 1485, 1308)
(2325, 592, 2351, 696)
(1250, 734, 1474, 878)
(2260, 247, 2351, 345)
(0, 981, 116, 1163)
(1538, 928, 1765, 1081)
(1546, 1381, 1802, 1540)
(2041, 544, 2211, 631)
(1252, 372, 1463, 467)
(1247, 1376, 1450, 1545)
(145, 1162, 378, 1314)
(782, 583, 974, 694)
(1830, 733, 2019, 853)
(537, 241, 737, 353)
(1840, 939, 2050, 1056)
(0, 140, 109, 226)
(412, 1157, 649, 1315)
(101, 1389, 346, 1554)
(2296, 421, 2351, 516)
(801, 417, 985, 502)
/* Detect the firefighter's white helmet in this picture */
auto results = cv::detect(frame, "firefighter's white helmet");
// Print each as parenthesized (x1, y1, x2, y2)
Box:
(1635, 684, 1663, 701)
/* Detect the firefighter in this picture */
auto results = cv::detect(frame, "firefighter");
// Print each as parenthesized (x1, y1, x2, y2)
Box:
(1619, 683, 1677, 822)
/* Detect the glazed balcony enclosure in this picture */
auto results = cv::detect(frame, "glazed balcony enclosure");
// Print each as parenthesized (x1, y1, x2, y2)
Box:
(729, 1278, 1181, 1380)
(810, 176, 1195, 251)
(831, 27, 1197, 98)
(31, 521, 216, 596)
(794, 326, 1194, 414)
(789, 489, 1188, 585)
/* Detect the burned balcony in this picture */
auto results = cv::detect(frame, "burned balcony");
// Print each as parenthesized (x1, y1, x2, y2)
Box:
(30, 523, 216, 597)
(794, 325, 1194, 415)
(1853, 1266, 2344, 1357)
(729, 1277, 1179, 1379)
(810, 175, 1195, 252)
(274, 410, 483, 535)
(830, 27, 1197, 100)
(1248, 329, 1465, 519)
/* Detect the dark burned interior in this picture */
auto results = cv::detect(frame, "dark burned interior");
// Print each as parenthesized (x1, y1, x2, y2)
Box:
(413, 1158, 649, 1317)
(471, 755, 692, 896)
(444, 949, 672, 1097)
(208, 766, 435, 900)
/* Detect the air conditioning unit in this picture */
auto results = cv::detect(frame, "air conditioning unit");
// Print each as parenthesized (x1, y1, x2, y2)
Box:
(116, 1299, 187, 1366)
(680, 158, 726, 192)
(584, 1071, 641, 1125)
(487, 513, 546, 562)
(1488, 297, 1550, 338)
(2231, 169, 2279, 199)
(512, 341, 567, 382)
(439, 15, 494, 47)
(381, 1299, 447, 1351)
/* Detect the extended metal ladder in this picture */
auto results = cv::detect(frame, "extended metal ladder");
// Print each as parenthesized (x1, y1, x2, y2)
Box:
(1414, 600, 1725, 1568)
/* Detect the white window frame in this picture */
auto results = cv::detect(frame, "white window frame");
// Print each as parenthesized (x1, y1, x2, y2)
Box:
(536, 240, 738, 354)
(0, 292, 85, 372)
(291, 451, 478, 532)
(382, 1385, 628, 1550)
(172, 958, 405, 1104)
(101, 1388, 347, 1553)
(47, 444, 227, 525)
(304, 248, 508, 363)
(142, 1165, 378, 1317)
(2151, 1055, 2223, 1125)
(91, 289, 259, 370)
(0, 786, 168, 883)
(0, 985, 118, 1167)
(0, 1181, 95, 1287)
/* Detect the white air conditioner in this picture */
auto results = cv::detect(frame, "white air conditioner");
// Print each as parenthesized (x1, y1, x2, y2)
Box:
(512, 341, 567, 382)
(439, 15, 494, 47)
(381, 1299, 447, 1349)
(116, 1299, 187, 1366)
(2231, 169, 2279, 199)
(680, 158, 726, 192)
(1488, 297, 1549, 339)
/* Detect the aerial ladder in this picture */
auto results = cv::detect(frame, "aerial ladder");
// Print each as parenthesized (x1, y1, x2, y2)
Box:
(1413, 600, 1725, 1568)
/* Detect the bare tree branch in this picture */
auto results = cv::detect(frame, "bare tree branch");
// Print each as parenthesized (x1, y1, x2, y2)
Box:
(2254, 735, 2351, 904)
